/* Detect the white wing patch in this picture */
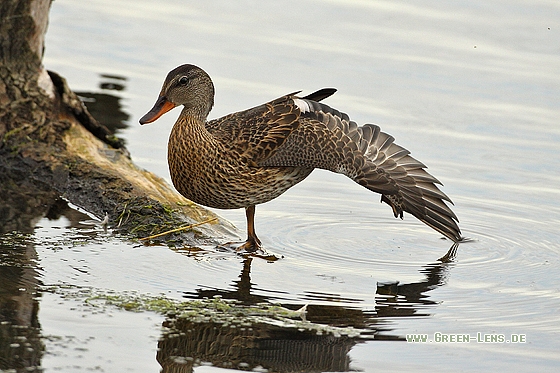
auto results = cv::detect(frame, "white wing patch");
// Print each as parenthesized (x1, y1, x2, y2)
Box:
(293, 98, 311, 113)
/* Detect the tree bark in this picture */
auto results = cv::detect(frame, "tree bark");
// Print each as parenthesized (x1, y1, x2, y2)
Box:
(0, 0, 234, 244)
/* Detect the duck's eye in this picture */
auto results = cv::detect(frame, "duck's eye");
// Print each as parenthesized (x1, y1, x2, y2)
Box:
(178, 76, 189, 85)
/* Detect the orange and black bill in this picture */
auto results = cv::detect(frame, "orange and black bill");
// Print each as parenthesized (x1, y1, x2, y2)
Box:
(139, 96, 176, 124)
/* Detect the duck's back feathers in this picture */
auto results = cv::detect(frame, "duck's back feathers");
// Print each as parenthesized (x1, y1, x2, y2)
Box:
(206, 95, 301, 165)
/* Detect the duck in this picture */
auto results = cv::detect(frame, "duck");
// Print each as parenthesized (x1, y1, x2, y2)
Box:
(140, 64, 461, 250)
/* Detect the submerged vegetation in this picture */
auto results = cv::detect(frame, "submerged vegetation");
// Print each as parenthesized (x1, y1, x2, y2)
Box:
(42, 284, 366, 339)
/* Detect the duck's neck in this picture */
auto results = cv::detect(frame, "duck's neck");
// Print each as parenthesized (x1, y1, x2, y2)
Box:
(181, 102, 212, 123)
(170, 108, 214, 144)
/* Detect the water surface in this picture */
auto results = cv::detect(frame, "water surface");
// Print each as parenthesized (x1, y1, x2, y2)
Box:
(1, 0, 559, 372)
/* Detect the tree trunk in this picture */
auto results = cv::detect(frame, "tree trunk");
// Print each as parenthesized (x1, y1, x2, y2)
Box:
(0, 0, 234, 243)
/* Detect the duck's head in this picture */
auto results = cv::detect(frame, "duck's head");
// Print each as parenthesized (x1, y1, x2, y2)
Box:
(140, 64, 215, 124)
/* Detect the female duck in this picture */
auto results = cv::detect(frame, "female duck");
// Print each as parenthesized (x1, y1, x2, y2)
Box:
(140, 64, 461, 250)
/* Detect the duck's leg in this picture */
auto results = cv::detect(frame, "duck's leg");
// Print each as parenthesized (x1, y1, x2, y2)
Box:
(237, 205, 262, 251)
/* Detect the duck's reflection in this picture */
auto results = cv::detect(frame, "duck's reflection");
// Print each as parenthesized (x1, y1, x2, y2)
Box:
(183, 257, 269, 305)
(159, 247, 457, 372)
(158, 318, 357, 373)
(375, 244, 458, 319)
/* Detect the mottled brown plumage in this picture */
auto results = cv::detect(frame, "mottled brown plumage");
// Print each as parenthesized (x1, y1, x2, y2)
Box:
(140, 64, 462, 250)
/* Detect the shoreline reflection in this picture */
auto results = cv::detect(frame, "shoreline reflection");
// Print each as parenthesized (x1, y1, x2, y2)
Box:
(0, 168, 457, 372)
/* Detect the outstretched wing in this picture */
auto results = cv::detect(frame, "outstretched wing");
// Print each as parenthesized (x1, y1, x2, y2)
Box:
(260, 93, 462, 242)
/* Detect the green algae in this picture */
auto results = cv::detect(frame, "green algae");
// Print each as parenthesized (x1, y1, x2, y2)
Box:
(41, 284, 365, 339)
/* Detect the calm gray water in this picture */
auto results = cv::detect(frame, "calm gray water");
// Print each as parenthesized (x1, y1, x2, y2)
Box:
(2, 0, 559, 372)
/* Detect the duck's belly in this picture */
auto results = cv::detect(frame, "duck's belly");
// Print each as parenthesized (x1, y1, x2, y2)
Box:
(170, 165, 313, 210)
